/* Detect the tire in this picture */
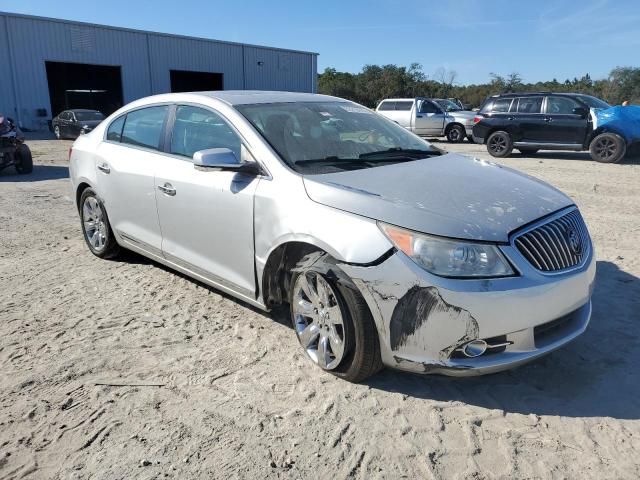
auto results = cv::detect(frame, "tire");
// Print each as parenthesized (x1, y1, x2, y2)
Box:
(14, 144, 33, 174)
(589, 132, 626, 163)
(79, 188, 120, 259)
(487, 131, 513, 158)
(54, 125, 61, 140)
(446, 124, 465, 143)
(289, 251, 382, 382)
(518, 148, 539, 155)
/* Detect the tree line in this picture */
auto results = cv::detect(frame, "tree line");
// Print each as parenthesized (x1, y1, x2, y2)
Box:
(318, 64, 640, 109)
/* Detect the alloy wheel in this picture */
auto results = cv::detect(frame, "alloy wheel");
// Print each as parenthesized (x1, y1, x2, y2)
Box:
(54, 126, 61, 139)
(82, 196, 107, 252)
(594, 137, 617, 161)
(292, 271, 346, 370)
(489, 134, 507, 154)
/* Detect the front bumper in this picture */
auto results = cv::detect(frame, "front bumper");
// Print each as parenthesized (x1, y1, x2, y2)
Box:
(340, 235, 595, 376)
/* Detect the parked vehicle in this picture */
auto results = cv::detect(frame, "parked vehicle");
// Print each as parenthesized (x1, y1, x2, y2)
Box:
(70, 91, 595, 381)
(376, 97, 475, 143)
(472, 92, 640, 163)
(0, 114, 32, 174)
(52, 109, 105, 139)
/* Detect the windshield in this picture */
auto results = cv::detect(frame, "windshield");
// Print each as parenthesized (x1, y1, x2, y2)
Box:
(75, 111, 105, 121)
(236, 101, 439, 173)
(434, 99, 462, 112)
(577, 95, 610, 109)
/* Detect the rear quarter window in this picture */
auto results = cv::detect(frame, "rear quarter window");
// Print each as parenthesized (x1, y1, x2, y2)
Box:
(395, 101, 414, 111)
(377, 101, 395, 111)
(489, 98, 513, 113)
(106, 115, 126, 142)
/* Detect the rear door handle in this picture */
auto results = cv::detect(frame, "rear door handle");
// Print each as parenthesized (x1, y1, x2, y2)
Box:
(158, 183, 176, 196)
(544, 116, 553, 122)
(97, 163, 110, 174)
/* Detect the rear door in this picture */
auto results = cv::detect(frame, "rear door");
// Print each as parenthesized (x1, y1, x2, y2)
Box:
(154, 104, 259, 296)
(96, 105, 169, 255)
(414, 100, 445, 135)
(542, 96, 589, 144)
(511, 96, 546, 142)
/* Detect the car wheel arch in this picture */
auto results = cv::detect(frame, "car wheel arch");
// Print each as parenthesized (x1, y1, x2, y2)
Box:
(76, 182, 93, 211)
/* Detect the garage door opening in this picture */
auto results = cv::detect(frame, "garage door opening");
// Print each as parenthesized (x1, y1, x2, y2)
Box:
(45, 61, 124, 118)
(170, 70, 223, 93)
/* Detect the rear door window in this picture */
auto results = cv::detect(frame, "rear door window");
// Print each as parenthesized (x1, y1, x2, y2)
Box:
(395, 101, 414, 111)
(121, 106, 169, 151)
(514, 96, 543, 114)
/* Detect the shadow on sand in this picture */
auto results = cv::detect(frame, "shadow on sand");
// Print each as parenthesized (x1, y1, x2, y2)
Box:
(0, 164, 69, 182)
(366, 260, 640, 419)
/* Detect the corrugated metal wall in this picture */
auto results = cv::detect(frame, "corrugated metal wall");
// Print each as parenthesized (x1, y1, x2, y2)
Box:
(0, 12, 318, 130)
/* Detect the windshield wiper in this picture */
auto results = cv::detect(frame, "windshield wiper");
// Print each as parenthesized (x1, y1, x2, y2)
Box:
(358, 148, 439, 159)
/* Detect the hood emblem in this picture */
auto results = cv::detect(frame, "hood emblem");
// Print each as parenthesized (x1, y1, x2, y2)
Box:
(567, 228, 582, 255)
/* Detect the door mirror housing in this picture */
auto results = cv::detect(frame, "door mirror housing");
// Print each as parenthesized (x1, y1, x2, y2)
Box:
(573, 106, 589, 117)
(193, 148, 261, 174)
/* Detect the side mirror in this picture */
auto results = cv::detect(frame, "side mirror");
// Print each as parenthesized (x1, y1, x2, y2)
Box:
(193, 148, 260, 174)
(573, 106, 589, 117)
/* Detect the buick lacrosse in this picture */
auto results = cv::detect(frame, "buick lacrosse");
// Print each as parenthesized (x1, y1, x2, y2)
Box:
(70, 91, 595, 382)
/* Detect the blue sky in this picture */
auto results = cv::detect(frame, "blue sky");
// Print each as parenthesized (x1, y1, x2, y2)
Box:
(3, 0, 639, 84)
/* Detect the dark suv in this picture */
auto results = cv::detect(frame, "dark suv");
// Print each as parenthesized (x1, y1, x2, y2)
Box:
(472, 92, 629, 163)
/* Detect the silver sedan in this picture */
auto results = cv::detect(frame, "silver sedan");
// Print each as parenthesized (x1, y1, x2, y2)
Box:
(70, 91, 595, 382)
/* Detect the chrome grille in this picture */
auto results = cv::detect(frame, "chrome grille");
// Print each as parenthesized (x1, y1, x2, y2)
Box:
(514, 209, 590, 272)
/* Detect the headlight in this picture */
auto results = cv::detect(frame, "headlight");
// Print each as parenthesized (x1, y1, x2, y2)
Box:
(379, 222, 515, 278)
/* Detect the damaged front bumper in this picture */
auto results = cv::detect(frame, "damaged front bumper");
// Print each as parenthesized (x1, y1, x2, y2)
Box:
(340, 244, 596, 376)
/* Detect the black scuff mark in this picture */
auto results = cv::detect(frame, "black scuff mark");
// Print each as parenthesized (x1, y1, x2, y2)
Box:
(392, 355, 472, 374)
(389, 286, 479, 358)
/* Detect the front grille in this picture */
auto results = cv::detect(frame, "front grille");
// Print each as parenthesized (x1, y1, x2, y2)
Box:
(514, 209, 590, 272)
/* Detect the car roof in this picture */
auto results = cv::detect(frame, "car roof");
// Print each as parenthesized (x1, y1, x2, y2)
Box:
(65, 109, 103, 113)
(489, 92, 585, 98)
(187, 90, 345, 106)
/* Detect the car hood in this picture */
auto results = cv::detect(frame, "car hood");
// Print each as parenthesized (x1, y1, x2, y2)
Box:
(302, 153, 573, 242)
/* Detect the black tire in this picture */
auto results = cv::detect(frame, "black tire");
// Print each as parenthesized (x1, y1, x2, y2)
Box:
(289, 251, 382, 382)
(15, 144, 33, 174)
(487, 130, 513, 158)
(54, 124, 61, 140)
(446, 124, 465, 143)
(518, 148, 539, 155)
(467, 135, 475, 144)
(79, 188, 120, 259)
(589, 132, 626, 163)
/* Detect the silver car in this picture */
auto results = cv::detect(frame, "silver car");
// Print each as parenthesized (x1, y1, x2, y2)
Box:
(70, 91, 595, 382)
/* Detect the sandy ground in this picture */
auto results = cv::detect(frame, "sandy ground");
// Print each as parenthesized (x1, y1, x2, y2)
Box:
(1, 137, 639, 479)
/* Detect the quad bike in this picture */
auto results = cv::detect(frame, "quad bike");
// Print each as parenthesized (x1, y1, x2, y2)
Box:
(0, 119, 32, 174)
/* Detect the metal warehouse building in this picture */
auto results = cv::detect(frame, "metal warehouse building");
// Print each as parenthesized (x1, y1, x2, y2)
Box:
(0, 11, 318, 131)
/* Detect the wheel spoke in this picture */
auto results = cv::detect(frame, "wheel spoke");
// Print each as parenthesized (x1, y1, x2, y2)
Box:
(316, 277, 330, 306)
(299, 323, 320, 349)
(326, 305, 342, 324)
(328, 327, 344, 361)
(298, 274, 318, 305)
(90, 230, 100, 247)
(84, 220, 95, 231)
(317, 334, 331, 368)
(293, 298, 316, 318)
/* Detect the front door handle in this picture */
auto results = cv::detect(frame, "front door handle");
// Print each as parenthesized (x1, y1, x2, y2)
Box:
(158, 183, 176, 196)
(97, 163, 110, 174)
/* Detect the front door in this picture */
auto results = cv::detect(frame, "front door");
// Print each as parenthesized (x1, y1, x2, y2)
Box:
(542, 96, 590, 144)
(154, 105, 259, 296)
(414, 100, 445, 135)
(96, 105, 169, 256)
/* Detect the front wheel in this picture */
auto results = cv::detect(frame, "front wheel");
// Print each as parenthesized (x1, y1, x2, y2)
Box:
(487, 131, 513, 157)
(54, 125, 61, 140)
(446, 124, 465, 143)
(14, 144, 33, 174)
(79, 188, 120, 259)
(289, 252, 382, 382)
(589, 132, 626, 163)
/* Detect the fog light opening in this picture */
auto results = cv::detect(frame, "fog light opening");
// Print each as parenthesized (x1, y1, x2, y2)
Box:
(462, 339, 488, 358)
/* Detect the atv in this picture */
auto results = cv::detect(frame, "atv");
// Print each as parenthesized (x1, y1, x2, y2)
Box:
(0, 117, 32, 174)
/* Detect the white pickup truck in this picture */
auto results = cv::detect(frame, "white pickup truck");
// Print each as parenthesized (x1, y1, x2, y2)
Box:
(376, 98, 475, 143)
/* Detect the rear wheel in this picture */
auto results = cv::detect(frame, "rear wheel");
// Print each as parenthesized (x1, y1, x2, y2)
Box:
(79, 188, 120, 259)
(518, 148, 539, 155)
(589, 132, 626, 163)
(487, 131, 513, 157)
(446, 124, 465, 143)
(14, 144, 33, 174)
(289, 252, 382, 382)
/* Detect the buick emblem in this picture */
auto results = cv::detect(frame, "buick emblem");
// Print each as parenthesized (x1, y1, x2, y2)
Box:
(567, 228, 582, 255)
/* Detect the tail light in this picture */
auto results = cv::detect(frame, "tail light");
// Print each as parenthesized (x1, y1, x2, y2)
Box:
(68, 147, 73, 161)
(473, 115, 483, 124)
